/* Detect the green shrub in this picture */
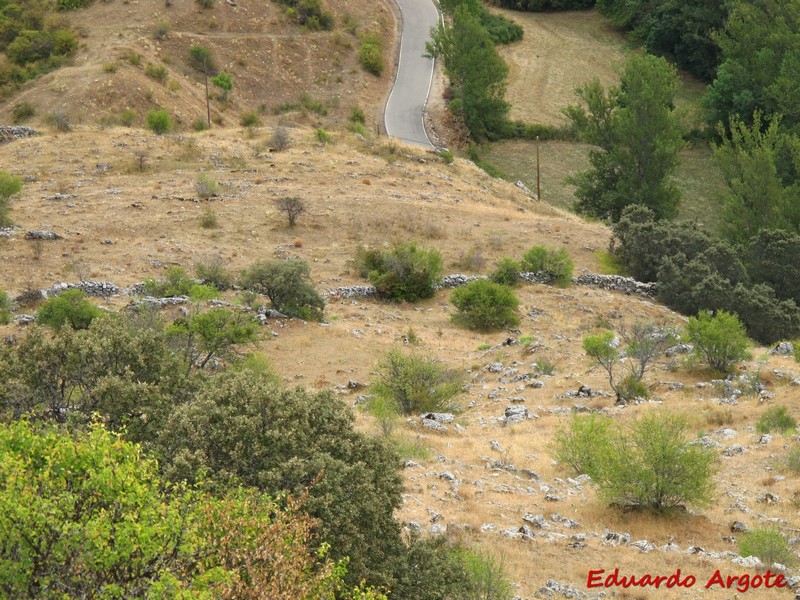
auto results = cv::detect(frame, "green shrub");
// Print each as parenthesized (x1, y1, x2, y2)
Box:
(199, 208, 218, 229)
(239, 111, 261, 127)
(756, 406, 797, 435)
(7, 30, 76, 65)
(490, 258, 521, 286)
(154, 20, 170, 40)
(438, 149, 454, 164)
(0, 171, 23, 227)
(196, 173, 219, 198)
(119, 109, 136, 126)
(195, 257, 233, 290)
(187, 283, 219, 301)
(0, 291, 10, 324)
(739, 529, 795, 566)
(11, 102, 34, 124)
(350, 106, 366, 124)
(357, 242, 443, 302)
(146, 110, 173, 135)
(192, 118, 210, 131)
(315, 127, 332, 145)
(144, 63, 168, 83)
(197, 0, 216, 8)
(589, 414, 718, 512)
(211, 71, 232, 99)
(520, 245, 573, 285)
(57, 0, 93, 9)
(239, 259, 324, 320)
(782, 446, 800, 474)
(142, 265, 194, 297)
(188, 44, 215, 72)
(371, 349, 463, 415)
(45, 112, 72, 132)
(687, 310, 751, 373)
(37, 289, 103, 331)
(450, 280, 520, 331)
(359, 34, 384, 76)
(552, 413, 614, 476)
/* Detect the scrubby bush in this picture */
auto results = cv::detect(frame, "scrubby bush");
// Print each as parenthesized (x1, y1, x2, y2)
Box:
(240, 111, 261, 127)
(195, 173, 219, 198)
(11, 102, 34, 124)
(520, 245, 573, 285)
(450, 280, 520, 331)
(371, 349, 463, 415)
(195, 256, 232, 290)
(146, 110, 173, 134)
(239, 259, 324, 319)
(356, 243, 443, 302)
(211, 71, 232, 99)
(490, 257, 521, 286)
(145, 63, 168, 83)
(277, 196, 305, 227)
(142, 265, 194, 297)
(0, 291, 10, 324)
(0, 171, 23, 227)
(687, 310, 751, 373)
(199, 208, 218, 228)
(359, 34, 384, 76)
(57, 0, 93, 8)
(552, 413, 614, 476)
(585, 414, 717, 512)
(269, 126, 290, 151)
(756, 406, 797, 435)
(739, 529, 795, 567)
(188, 44, 215, 72)
(315, 127, 332, 145)
(37, 289, 103, 331)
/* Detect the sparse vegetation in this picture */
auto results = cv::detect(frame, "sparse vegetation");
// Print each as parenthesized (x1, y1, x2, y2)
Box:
(196, 173, 219, 198)
(119, 109, 136, 127)
(195, 256, 233, 290)
(450, 280, 520, 331)
(45, 112, 72, 132)
(144, 63, 168, 83)
(371, 349, 463, 415)
(0, 291, 10, 324)
(146, 110, 172, 135)
(11, 102, 34, 124)
(0, 171, 23, 227)
(239, 111, 261, 127)
(315, 127, 332, 145)
(199, 207, 218, 228)
(269, 126, 290, 151)
(188, 44, 215, 72)
(277, 196, 305, 227)
(756, 406, 797, 435)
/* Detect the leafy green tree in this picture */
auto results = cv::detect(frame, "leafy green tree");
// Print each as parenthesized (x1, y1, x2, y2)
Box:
(713, 113, 800, 244)
(0, 170, 22, 227)
(0, 420, 384, 599)
(450, 279, 520, 331)
(426, 4, 510, 140)
(597, 414, 718, 512)
(371, 349, 463, 415)
(565, 53, 684, 221)
(211, 70, 233, 100)
(37, 288, 102, 331)
(490, 257, 521, 286)
(167, 308, 259, 371)
(155, 369, 406, 590)
(686, 310, 751, 373)
(240, 259, 325, 319)
(747, 229, 800, 304)
(552, 413, 614, 476)
(188, 44, 215, 72)
(739, 528, 796, 567)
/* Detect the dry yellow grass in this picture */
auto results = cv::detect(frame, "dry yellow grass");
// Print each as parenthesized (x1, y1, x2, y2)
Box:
(1, 3, 799, 598)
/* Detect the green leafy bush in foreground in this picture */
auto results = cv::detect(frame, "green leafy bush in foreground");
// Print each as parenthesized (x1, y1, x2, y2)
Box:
(450, 279, 519, 331)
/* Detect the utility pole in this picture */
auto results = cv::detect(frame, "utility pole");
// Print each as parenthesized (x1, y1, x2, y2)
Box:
(536, 136, 541, 201)
(204, 57, 211, 129)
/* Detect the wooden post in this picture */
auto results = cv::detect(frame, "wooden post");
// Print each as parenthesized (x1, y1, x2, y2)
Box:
(536, 136, 541, 201)
(204, 58, 211, 129)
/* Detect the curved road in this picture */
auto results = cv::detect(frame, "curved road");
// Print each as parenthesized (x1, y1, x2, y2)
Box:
(384, 0, 440, 148)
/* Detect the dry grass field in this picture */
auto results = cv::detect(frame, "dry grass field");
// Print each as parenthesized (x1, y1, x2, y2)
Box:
(0, 2, 798, 599)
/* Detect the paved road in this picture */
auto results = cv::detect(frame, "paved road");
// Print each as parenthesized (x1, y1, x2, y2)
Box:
(384, 0, 440, 148)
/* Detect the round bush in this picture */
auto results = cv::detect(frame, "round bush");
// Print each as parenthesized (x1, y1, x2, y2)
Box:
(37, 288, 102, 331)
(450, 279, 519, 331)
(146, 110, 172, 135)
(490, 257, 521, 286)
(362, 243, 443, 302)
(520, 245, 574, 285)
(687, 310, 751, 373)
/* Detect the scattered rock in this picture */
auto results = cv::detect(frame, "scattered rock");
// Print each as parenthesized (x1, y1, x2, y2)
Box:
(769, 341, 794, 356)
(522, 513, 549, 529)
(12, 314, 35, 325)
(602, 531, 630, 546)
(25, 230, 62, 240)
(757, 492, 779, 504)
(723, 445, 745, 457)
(503, 405, 529, 424)
(731, 521, 749, 533)
(422, 412, 455, 424)
(0, 125, 37, 143)
(759, 434, 773, 445)
(731, 555, 763, 569)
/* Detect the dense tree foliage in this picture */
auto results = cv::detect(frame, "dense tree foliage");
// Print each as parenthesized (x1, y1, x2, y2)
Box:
(239, 259, 325, 319)
(355, 242, 444, 302)
(0, 420, 385, 599)
(610, 206, 800, 344)
(704, 0, 800, 133)
(565, 54, 684, 222)
(490, 0, 593, 11)
(427, 1, 511, 140)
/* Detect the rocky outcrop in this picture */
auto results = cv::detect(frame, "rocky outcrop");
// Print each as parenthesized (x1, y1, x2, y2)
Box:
(0, 125, 37, 143)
